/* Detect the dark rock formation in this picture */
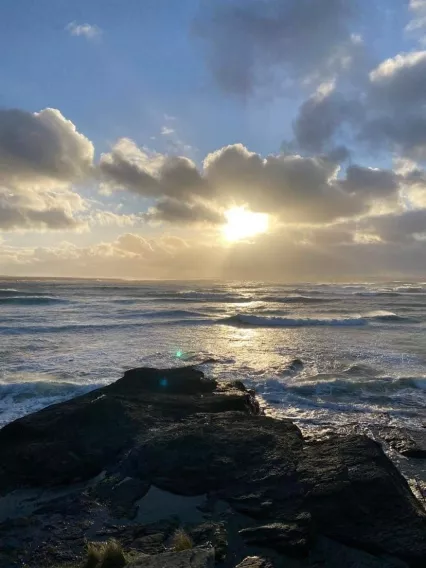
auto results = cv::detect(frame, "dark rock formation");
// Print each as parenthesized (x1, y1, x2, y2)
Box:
(127, 548, 215, 568)
(375, 426, 426, 459)
(0, 366, 425, 567)
(235, 558, 273, 568)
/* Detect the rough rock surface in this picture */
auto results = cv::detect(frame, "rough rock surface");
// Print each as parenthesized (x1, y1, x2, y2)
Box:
(0, 366, 425, 567)
(375, 426, 426, 458)
(127, 548, 215, 568)
(235, 557, 273, 568)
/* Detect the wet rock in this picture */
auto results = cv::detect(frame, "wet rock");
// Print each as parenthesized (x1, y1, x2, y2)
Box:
(376, 427, 426, 458)
(90, 476, 150, 519)
(127, 547, 215, 568)
(239, 519, 312, 557)
(0, 366, 258, 492)
(131, 533, 166, 555)
(122, 412, 303, 497)
(298, 434, 426, 563)
(0, 366, 425, 567)
(189, 522, 228, 561)
(288, 359, 303, 372)
(235, 557, 274, 568)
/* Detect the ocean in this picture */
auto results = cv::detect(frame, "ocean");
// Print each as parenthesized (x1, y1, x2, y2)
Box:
(1, 278, 426, 437)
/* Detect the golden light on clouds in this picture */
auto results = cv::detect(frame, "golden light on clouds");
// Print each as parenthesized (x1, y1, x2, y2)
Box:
(222, 206, 269, 242)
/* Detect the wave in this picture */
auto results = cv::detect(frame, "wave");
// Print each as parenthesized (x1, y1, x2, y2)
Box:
(0, 289, 52, 297)
(364, 310, 413, 323)
(122, 309, 207, 319)
(354, 291, 402, 297)
(218, 314, 367, 328)
(116, 293, 336, 305)
(156, 295, 254, 304)
(285, 376, 426, 397)
(259, 295, 336, 304)
(0, 380, 102, 428)
(0, 296, 66, 306)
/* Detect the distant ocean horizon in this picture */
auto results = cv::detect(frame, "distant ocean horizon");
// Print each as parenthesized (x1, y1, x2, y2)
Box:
(1, 277, 426, 446)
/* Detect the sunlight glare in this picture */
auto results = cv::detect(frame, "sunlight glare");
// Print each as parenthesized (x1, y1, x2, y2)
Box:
(222, 206, 269, 242)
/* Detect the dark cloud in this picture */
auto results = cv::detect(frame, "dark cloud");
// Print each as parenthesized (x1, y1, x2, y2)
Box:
(204, 144, 380, 223)
(0, 108, 93, 183)
(341, 165, 400, 198)
(145, 198, 224, 225)
(369, 51, 426, 108)
(0, 203, 84, 231)
(194, 0, 362, 95)
(360, 209, 426, 243)
(291, 46, 426, 160)
(293, 85, 363, 153)
(102, 140, 406, 225)
(99, 138, 206, 199)
(361, 115, 426, 161)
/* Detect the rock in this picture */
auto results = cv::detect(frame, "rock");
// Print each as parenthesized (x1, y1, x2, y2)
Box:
(122, 412, 303, 497)
(90, 476, 150, 519)
(0, 366, 425, 567)
(127, 547, 215, 568)
(235, 557, 274, 568)
(376, 427, 426, 458)
(189, 522, 227, 561)
(131, 533, 166, 555)
(0, 366, 258, 492)
(288, 359, 303, 371)
(313, 537, 410, 568)
(239, 519, 312, 556)
(298, 435, 426, 563)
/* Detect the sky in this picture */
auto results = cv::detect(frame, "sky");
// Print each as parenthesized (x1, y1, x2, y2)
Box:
(2, 0, 426, 281)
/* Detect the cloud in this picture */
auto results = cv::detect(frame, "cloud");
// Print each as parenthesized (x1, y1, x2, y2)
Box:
(0, 108, 93, 183)
(292, 82, 363, 153)
(101, 139, 406, 225)
(5, 220, 426, 281)
(0, 203, 85, 232)
(145, 198, 224, 225)
(90, 211, 143, 227)
(369, 51, 426, 107)
(0, 107, 93, 231)
(194, 0, 364, 95)
(292, 45, 426, 160)
(340, 165, 400, 199)
(99, 138, 205, 199)
(204, 143, 401, 223)
(66, 22, 102, 40)
(161, 126, 175, 136)
(406, 1, 426, 42)
(359, 209, 426, 243)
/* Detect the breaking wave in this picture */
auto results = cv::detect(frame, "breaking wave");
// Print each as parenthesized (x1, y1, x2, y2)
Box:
(219, 314, 368, 327)
(0, 296, 66, 306)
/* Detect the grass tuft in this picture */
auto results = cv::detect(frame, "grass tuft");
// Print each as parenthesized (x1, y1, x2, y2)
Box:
(170, 528, 193, 552)
(83, 539, 126, 568)
(85, 542, 103, 568)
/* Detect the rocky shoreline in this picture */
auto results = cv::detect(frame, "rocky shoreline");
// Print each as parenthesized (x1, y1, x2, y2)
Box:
(0, 366, 426, 567)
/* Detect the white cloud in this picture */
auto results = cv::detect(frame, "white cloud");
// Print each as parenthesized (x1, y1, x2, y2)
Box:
(0, 108, 93, 232)
(89, 211, 143, 227)
(66, 22, 102, 40)
(161, 126, 175, 136)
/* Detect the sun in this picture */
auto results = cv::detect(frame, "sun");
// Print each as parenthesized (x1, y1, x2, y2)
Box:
(222, 206, 269, 242)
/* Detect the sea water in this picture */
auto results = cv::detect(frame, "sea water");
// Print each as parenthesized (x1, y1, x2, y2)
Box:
(1, 278, 426, 437)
